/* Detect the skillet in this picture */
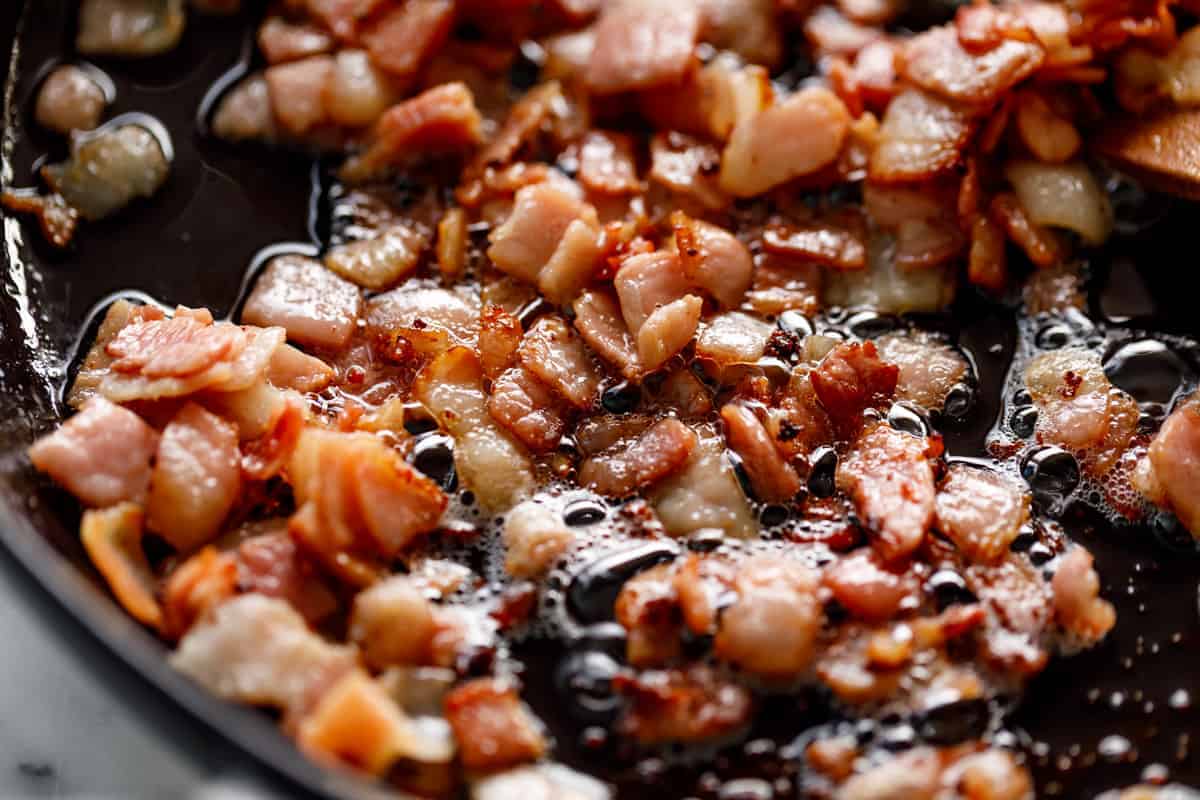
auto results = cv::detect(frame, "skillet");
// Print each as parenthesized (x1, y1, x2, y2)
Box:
(3, 1, 1200, 797)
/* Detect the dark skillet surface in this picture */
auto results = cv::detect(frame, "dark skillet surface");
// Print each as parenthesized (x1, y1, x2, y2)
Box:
(2, 2, 1200, 798)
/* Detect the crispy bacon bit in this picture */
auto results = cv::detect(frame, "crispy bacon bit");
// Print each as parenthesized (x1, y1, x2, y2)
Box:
(471, 82, 564, 174)
(502, 500, 574, 578)
(488, 367, 569, 451)
(257, 16, 334, 64)
(479, 304, 523, 380)
(444, 679, 547, 770)
(769, 370, 836, 460)
(762, 210, 868, 271)
(715, 556, 821, 677)
(573, 289, 641, 379)
(901, 24, 1045, 106)
(324, 224, 428, 290)
(990, 192, 1063, 268)
(652, 433, 757, 537)
(586, 0, 702, 94)
(489, 182, 589, 284)
(539, 217, 603, 305)
(616, 666, 752, 744)
(720, 88, 851, 197)
(695, 311, 774, 370)
(236, 531, 338, 624)
(616, 563, 683, 665)
(811, 340, 899, 431)
(650, 132, 728, 213)
(242, 254, 361, 349)
(638, 295, 703, 371)
(580, 417, 698, 496)
(80, 503, 164, 631)
(875, 332, 968, 411)
(1004, 161, 1113, 246)
(968, 214, 1009, 291)
(721, 404, 802, 502)
(838, 424, 936, 562)
(747, 253, 823, 317)
(268, 343, 334, 393)
(674, 214, 754, 307)
(823, 550, 913, 622)
(869, 88, 972, 183)
(1014, 91, 1081, 163)
(163, 546, 239, 640)
(1136, 396, 1200, 535)
(0, 189, 80, 249)
(518, 315, 603, 408)
(350, 576, 437, 669)
(29, 397, 158, 508)
(436, 207, 467, 280)
(1052, 546, 1116, 643)
(367, 285, 479, 356)
(614, 251, 692, 334)
(342, 83, 483, 181)
(936, 464, 1030, 564)
(804, 6, 882, 58)
(265, 55, 335, 137)
(361, 0, 455, 81)
(672, 554, 735, 635)
(578, 130, 642, 195)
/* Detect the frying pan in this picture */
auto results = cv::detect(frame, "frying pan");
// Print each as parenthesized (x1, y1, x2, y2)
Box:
(2, 2, 1200, 798)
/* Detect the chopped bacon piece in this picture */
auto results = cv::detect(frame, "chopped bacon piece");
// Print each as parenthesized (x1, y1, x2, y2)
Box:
(306, 0, 388, 41)
(935, 464, 1030, 563)
(1136, 396, 1200, 535)
(518, 315, 603, 408)
(804, 5, 882, 58)
(361, 0, 455, 81)
(721, 403, 802, 503)
(146, 403, 242, 553)
(241, 254, 361, 349)
(615, 562, 683, 665)
(955, 748, 1035, 800)
(822, 550, 914, 622)
(257, 16, 334, 65)
(811, 340, 899, 431)
(875, 332, 968, 411)
(265, 55, 335, 137)
(869, 88, 972, 183)
(324, 224, 428, 290)
(586, 0, 701, 94)
(479, 304, 522, 380)
(715, 556, 821, 677)
(502, 500, 574, 578)
(1052, 546, 1116, 643)
(762, 210, 868, 271)
(29, 397, 158, 508)
(990, 192, 1064, 269)
(268, 343, 334, 393)
(81, 503, 163, 631)
(968, 214, 1009, 292)
(471, 81, 564, 174)
(578, 130, 642, 195)
(580, 418, 698, 496)
(900, 24, 1045, 106)
(488, 367, 569, 451)
(673, 554, 734, 635)
(573, 289, 641, 379)
(109, 307, 236, 378)
(649, 132, 728, 213)
(652, 433, 757, 537)
(614, 251, 692, 335)
(444, 679, 547, 770)
(366, 285, 479, 356)
(234, 530, 336, 627)
(539, 217, 603, 306)
(341, 83, 483, 181)
(436, 207, 467, 281)
(1014, 91, 1081, 163)
(702, 0, 783, 66)
(171, 594, 356, 715)
(838, 748, 943, 800)
(350, 576, 437, 669)
(488, 182, 588, 284)
(838, 424, 936, 562)
(720, 88, 851, 197)
(695, 311, 774, 368)
(162, 546, 239, 639)
(638, 295, 703, 371)
(674, 214, 753, 307)
(769, 370, 836, 460)
(615, 666, 752, 744)
(747, 253, 822, 317)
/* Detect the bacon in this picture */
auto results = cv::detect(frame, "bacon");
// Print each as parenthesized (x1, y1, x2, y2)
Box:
(822, 550, 913, 622)
(341, 83, 483, 181)
(616, 563, 683, 665)
(361, 0, 455, 81)
(323, 224, 428, 290)
(0, 189, 79, 249)
(444, 679, 547, 770)
(714, 556, 822, 677)
(366, 285, 479, 356)
(838, 748, 943, 800)
(968, 215, 1008, 292)
(349, 576, 437, 669)
(1051, 546, 1116, 643)
(236, 530, 338, 624)
(162, 546, 239, 639)
(241, 254, 361, 349)
(638, 295, 703, 371)
(212, 74, 277, 143)
(694, 311, 774, 370)
(488, 367, 569, 451)
(768, 370, 836, 461)
(518, 315, 603, 408)
(838, 424, 937, 562)
(719, 88, 851, 197)
(414, 347, 536, 512)
(586, 0, 702, 95)
(81, 503, 163, 631)
(953, 748, 1035, 800)
(651, 432, 757, 537)
(989, 192, 1064, 269)
(29, 397, 158, 508)
(702, 0, 783, 66)
(479, 304, 522, 380)
(649, 132, 728, 213)
(572, 289, 641, 379)
(170, 594, 356, 715)
(804, 5, 883, 58)
(471, 82, 564, 174)
(720, 403, 802, 503)
(875, 332, 968, 411)
(674, 214, 753, 308)
(257, 16, 334, 64)
(580, 418, 698, 496)
(900, 24, 1045, 106)
(615, 666, 752, 744)
(306, 0, 388, 41)
(268, 343, 334, 393)
(1136, 396, 1200, 535)
(935, 464, 1030, 564)
(578, 130, 642, 195)
(488, 182, 589, 284)
(638, 56, 770, 143)
(146, 403, 241, 553)
(539, 218, 603, 305)
(265, 55, 335, 137)
(502, 500, 575, 578)
(614, 251, 692, 334)
(762, 209, 868, 271)
(746, 253, 822, 317)
(811, 340, 899, 431)
(869, 88, 972, 183)
(673, 554, 734, 635)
